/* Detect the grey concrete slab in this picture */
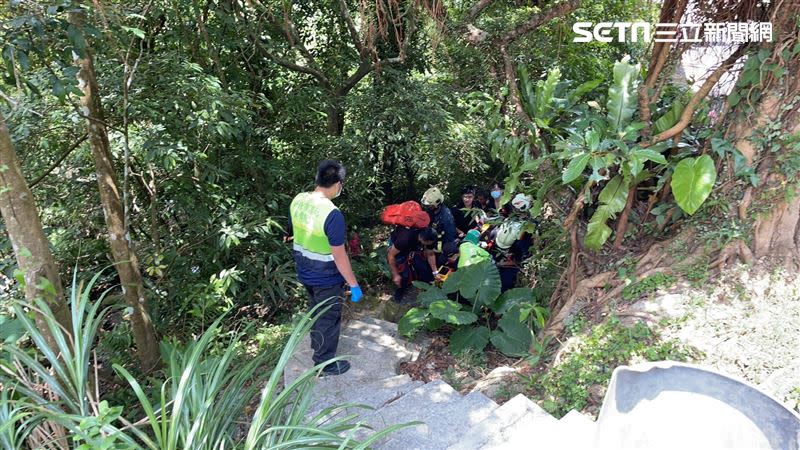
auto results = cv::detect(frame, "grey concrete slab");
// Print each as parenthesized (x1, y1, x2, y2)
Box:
(595, 361, 800, 450)
(448, 393, 556, 450)
(355, 315, 400, 334)
(308, 374, 424, 420)
(362, 380, 462, 431)
(558, 409, 596, 449)
(476, 404, 559, 449)
(378, 391, 499, 450)
(343, 317, 402, 343)
(284, 333, 415, 387)
(340, 321, 421, 358)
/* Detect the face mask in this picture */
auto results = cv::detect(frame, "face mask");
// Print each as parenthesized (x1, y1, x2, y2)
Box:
(491, 190, 502, 199)
(334, 182, 343, 198)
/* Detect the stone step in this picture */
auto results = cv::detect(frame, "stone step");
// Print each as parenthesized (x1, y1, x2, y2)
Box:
(284, 333, 414, 388)
(355, 315, 399, 334)
(344, 317, 400, 341)
(480, 408, 596, 449)
(341, 319, 421, 357)
(558, 409, 596, 448)
(378, 391, 500, 450)
(448, 394, 556, 450)
(359, 380, 462, 439)
(307, 374, 424, 420)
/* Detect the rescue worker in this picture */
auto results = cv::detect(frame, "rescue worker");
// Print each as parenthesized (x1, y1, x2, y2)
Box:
(453, 185, 485, 236)
(489, 182, 512, 218)
(421, 187, 459, 257)
(288, 159, 362, 376)
(476, 190, 491, 211)
(387, 226, 439, 303)
(457, 229, 491, 268)
(493, 220, 532, 292)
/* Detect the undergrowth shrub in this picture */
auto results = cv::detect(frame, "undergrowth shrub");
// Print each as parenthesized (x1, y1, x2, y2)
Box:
(0, 270, 410, 449)
(527, 317, 700, 417)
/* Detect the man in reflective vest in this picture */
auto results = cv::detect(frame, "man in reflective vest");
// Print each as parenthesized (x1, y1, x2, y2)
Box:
(288, 159, 362, 376)
(457, 229, 491, 268)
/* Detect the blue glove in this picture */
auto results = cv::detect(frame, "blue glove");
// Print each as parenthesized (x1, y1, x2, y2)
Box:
(350, 284, 363, 303)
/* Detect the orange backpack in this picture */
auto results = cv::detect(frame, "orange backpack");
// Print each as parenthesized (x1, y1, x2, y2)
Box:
(380, 201, 431, 229)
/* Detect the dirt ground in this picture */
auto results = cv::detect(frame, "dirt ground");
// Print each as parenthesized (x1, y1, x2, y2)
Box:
(652, 263, 800, 412)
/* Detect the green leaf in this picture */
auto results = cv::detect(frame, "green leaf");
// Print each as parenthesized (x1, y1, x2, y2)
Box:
(0, 315, 25, 344)
(535, 67, 561, 118)
(13, 269, 25, 287)
(728, 91, 741, 107)
(425, 317, 445, 331)
(440, 269, 463, 294)
(568, 79, 602, 104)
(490, 306, 533, 356)
(562, 153, 590, 184)
(711, 137, 733, 158)
(626, 154, 644, 179)
(607, 56, 640, 132)
(414, 282, 447, 306)
(492, 288, 535, 314)
(671, 155, 717, 215)
(449, 325, 490, 354)
(584, 207, 614, 250)
(518, 156, 551, 173)
(122, 26, 145, 39)
(598, 175, 629, 213)
(429, 300, 478, 325)
(398, 307, 429, 338)
(653, 100, 685, 135)
(457, 261, 501, 308)
(630, 148, 668, 165)
(35, 277, 57, 297)
(585, 129, 600, 151)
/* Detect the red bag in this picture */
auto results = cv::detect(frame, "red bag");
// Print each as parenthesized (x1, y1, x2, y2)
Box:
(380, 201, 431, 228)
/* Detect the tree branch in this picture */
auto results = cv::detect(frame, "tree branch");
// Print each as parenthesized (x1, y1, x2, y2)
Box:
(281, 18, 322, 73)
(639, 0, 688, 137)
(493, 0, 581, 125)
(500, 43, 528, 123)
(338, 0, 366, 56)
(466, 0, 494, 23)
(499, 0, 581, 45)
(337, 54, 406, 96)
(28, 135, 88, 187)
(644, 45, 747, 147)
(251, 37, 334, 91)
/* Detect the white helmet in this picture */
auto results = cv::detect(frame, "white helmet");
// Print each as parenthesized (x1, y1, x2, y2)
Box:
(496, 221, 523, 250)
(512, 193, 532, 211)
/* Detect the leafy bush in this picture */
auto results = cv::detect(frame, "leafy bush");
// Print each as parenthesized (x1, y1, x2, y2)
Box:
(621, 272, 677, 301)
(398, 261, 548, 356)
(0, 271, 409, 449)
(527, 317, 698, 417)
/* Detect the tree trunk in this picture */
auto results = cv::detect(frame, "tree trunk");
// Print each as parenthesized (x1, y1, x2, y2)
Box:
(326, 99, 345, 135)
(70, 11, 160, 371)
(733, 8, 800, 269)
(0, 111, 71, 348)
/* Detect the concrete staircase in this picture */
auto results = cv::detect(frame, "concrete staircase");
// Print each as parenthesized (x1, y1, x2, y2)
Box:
(284, 316, 597, 449)
(285, 316, 800, 448)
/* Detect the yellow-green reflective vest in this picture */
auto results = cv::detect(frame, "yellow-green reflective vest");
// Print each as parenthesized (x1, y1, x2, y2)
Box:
(290, 192, 338, 258)
(458, 242, 491, 268)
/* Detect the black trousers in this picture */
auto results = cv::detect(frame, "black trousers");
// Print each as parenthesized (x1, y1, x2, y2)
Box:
(304, 283, 345, 365)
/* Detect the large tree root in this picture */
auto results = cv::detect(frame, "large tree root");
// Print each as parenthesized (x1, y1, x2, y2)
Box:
(543, 271, 614, 338)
